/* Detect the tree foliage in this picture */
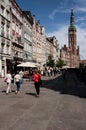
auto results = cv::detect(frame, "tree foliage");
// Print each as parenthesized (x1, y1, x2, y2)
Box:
(46, 55, 55, 67)
(56, 59, 64, 68)
(79, 62, 84, 68)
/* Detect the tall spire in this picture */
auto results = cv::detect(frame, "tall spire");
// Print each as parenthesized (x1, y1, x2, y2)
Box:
(69, 9, 76, 31)
(70, 9, 74, 26)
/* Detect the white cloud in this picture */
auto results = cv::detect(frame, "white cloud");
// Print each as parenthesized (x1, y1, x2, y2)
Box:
(49, 9, 58, 20)
(76, 16, 86, 23)
(48, 1, 86, 20)
(77, 26, 86, 59)
(75, 7, 86, 12)
(74, 0, 86, 7)
(46, 25, 68, 47)
(46, 25, 86, 59)
(75, 16, 86, 28)
(48, 9, 69, 20)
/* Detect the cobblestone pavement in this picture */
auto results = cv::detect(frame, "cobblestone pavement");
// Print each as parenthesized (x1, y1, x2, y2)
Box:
(0, 72, 86, 130)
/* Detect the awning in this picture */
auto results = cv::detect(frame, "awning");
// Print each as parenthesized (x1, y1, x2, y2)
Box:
(17, 62, 36, 67)
(17, 62, 37, 68)
(35, 63, 40, 66)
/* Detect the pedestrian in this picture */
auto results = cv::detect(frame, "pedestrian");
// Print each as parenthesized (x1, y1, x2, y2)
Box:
(28, 69, 33, 81)
(47, 67, 51, 76)
(4, 70, 12, 95)
(62, 69, 66, 80)
(14, 71, 21, 94)
(33, 69, 41, 97)
(19, 69, 24, 85)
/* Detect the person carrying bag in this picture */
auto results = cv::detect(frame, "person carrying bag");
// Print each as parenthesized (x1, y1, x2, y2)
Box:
(33, 69, 42, 97)
(4, 70, 12, 95)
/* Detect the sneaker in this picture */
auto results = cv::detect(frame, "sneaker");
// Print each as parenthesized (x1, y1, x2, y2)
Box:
(36, 94, 39, 97)
(15, 90, 18, 94)
(17, 91, 20, 94)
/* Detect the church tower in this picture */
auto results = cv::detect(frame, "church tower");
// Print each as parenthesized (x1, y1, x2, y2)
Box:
(68, 9, 77, 54)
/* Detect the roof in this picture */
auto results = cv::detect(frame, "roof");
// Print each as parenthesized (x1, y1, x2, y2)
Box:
(80, 60, 86, 63)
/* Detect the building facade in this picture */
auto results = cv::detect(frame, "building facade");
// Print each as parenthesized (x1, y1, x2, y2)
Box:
(46, 37, 53, 61)
(11, 0, 23, 73)
(32, 17, 46, 69)
(22, 11, 33, 62)
(0, 0, 12, 77)
(40, 26, 46, 69)
(46, 36, 60, 64)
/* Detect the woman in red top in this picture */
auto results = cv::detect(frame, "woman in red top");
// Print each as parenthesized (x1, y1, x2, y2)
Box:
(33, 69, 41, 97)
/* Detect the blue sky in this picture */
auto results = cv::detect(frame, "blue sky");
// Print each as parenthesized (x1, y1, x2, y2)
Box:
(16, 0, 86, 59)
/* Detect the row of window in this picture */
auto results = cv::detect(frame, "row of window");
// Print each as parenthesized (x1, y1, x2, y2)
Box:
(11, 6, 22, 22)
(1, 43, 10, 54)
(12, 23, 21, 35)
(24, 42, 32, 52)
(24, 21, 32, 32)
(1, 22, 10, 38)
(24, 32, 32, 42)
(1, 4, 10, 20)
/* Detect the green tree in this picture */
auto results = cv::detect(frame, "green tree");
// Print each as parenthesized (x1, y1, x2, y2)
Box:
(46, 55, 55, 67)
(79, 62, 84, 68)
(56, 59, 64, 68)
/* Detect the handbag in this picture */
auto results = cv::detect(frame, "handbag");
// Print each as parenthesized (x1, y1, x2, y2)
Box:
(39, 77, 42, 86)
(4, 78, 7, 82)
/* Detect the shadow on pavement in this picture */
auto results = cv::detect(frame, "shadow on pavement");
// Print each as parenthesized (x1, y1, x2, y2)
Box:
(2, 90, 15, 94)
(25, 92, 36, 97)
(41, 70, 86, 99)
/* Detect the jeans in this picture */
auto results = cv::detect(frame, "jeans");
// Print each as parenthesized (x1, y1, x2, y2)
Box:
(20, 78, 23, 85)
(34, 82, 40, 95)
(16, 81, 20, 92)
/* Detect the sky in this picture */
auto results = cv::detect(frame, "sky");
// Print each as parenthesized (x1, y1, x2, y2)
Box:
(16, 0, 86, 59)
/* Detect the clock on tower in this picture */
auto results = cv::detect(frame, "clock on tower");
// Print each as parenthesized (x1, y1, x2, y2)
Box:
(69, 31, 73, 34)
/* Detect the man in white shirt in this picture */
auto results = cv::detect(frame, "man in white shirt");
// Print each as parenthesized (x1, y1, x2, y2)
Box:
(4, 70, 12, 95)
